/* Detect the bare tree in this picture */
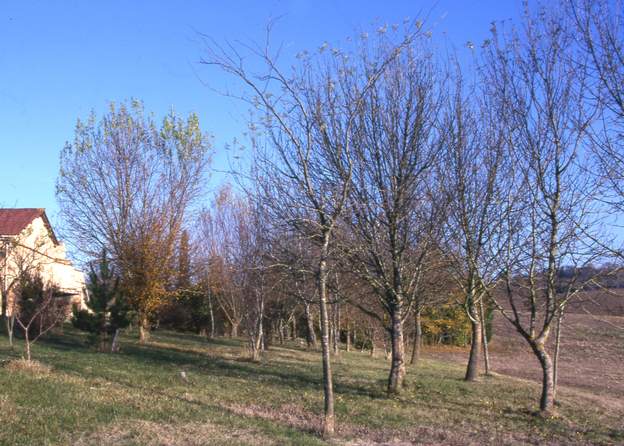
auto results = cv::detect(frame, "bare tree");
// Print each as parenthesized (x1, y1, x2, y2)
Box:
(567, 0, 624, 256)
(338, 28, 445, 394)
(439, 62, 512, 381)
(198, 187, 250, 338)
(200, 24, 413, 436)
(481, 7, 607, 415)
(271, 232, 319, 348)
(56, 101, 210, 342)
(1, 233, 65, 347)
(14, 274, 69, 362)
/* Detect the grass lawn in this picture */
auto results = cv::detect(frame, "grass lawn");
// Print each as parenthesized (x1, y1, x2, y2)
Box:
(0, 327, 621, 445)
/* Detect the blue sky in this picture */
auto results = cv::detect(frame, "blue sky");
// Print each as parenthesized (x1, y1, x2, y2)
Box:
(0, 0, 520, 233)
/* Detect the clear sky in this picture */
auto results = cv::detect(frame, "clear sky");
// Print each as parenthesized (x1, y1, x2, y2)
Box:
(0, 0, 520, 233)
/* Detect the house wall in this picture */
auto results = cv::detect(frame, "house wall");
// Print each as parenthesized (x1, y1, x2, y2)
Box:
(1, 216, 86, 315)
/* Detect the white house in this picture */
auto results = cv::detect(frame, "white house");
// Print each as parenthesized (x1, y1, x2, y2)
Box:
(0, 208, 86, 315)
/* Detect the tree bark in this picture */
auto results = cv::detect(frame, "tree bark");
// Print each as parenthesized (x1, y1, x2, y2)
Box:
(304, 302, 317, 348)
(6, 315, 15, 349)
(24, 330, 31, 362)
(410, 309, 422, 365)
(531, 340, 556, 415)
(318, 237, 335, 438)
(478, 300, 491, 375)
(369, 328, 375, 356)
(553, 311, 564, 401)
(208, 292, 215, 339)
(139, 314, 150, 344)
(465, 300, 482, 381)
(332, 303, 340, 356)
(111, 328, 121, 353)
(387, 306, 406, 394)
(278, 319, 284, 344)
(230, 322, 239, 338)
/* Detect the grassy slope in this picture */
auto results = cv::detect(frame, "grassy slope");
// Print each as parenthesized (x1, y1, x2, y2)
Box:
(0, 328, 621, 446)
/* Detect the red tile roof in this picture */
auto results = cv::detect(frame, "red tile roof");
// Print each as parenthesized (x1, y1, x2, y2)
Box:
(0, 208, 59, 245)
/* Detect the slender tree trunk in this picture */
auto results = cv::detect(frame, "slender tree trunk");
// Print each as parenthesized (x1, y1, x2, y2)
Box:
(346, 323, 351, 352)
(7, 315, 15, 349)
(383, 331, 390, 360)
(531, 340, 556, 415)
(278, 319, 285, 344)
(553, 311, 564, 401)
(291, 313, 297, 340)
(331, 303, 339, 356)
(304, 302, 317, 348)
(388, 306, 406, 394)
(208, 292, 215, 339)
(370, 328, 377, 356)
(251, 293, 264, 361)
(465, 299, 482, 381)
(230, 321, 239, 338)
(410, 309, 422, 365)
(111, 328, 121, 353)
(24, 330, 31, 362)
(478, 300, 491, 376)
(318, 238, 335, 438)
(139, 314, 150, 344)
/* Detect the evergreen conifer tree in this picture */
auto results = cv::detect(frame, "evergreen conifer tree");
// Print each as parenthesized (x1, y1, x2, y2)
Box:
(72, 250, 130, 351)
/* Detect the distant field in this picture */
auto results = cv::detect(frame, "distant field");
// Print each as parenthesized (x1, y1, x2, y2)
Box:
(0, 327, 622, 445)
(428, 310, 624, 406)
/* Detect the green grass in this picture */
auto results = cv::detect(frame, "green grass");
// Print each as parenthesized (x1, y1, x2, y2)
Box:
(0, 327, 621, 445)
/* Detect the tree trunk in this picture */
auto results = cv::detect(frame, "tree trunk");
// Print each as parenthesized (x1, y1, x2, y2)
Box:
(278, 319, 285, 344)
(24, 330, 31, 362)
(6, 315, 15, 349)
(368, 328, 375, 356)
(331, 303, 339, 356)
(111, 328, 121, 353)
(304, 302, 317, 348)
(531, 340, 556, 415)
(346, 323, 351, 352)
(139, 314, 150, 344)
(465, 300, 482, 381)
(553, 311, 564, 401)
(478, 300, 491, 376)
(230, 322, 239, 338)
(387, 306, 406, 394)
(251, 293, 264, 361)
(318, 239, 335, 438)
(410, 309, 422, 365)
(383, 332, 390, 360)
(208, 292, 215, 339)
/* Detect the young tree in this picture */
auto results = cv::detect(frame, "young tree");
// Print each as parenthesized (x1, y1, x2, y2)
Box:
(481, 7, 606, 415)
(338, 28, 445, 393)
(439, 63, 511, 381)
(1, 233, 62, 347)
(568, 0, 624, 258)
(14, 274, 68, 362)
(72, 251, 130, 352)
(198, 187, 248, 338)
(56, 100, 210, 343)
(201, 24, 414, 435)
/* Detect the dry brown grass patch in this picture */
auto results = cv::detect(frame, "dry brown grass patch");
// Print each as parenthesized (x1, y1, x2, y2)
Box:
(4, 358, 52, 375)
(225, 402, 321, 435)
(71, 420, 276, 446)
